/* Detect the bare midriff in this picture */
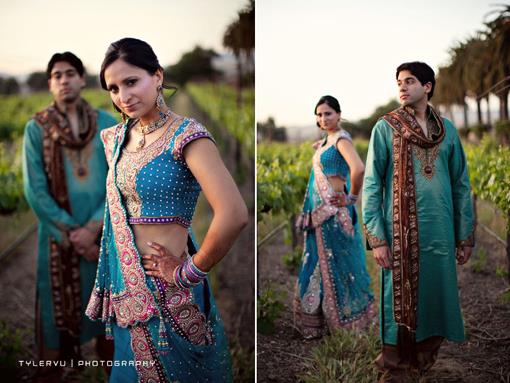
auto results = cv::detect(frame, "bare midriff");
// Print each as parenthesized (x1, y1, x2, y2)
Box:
(132, 223, 189, 259)
(327, 175, 346, 193)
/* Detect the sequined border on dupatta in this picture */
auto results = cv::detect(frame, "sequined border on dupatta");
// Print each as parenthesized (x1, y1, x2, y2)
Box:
(129, 324, 168, 383)
(103, 123, 159, 326)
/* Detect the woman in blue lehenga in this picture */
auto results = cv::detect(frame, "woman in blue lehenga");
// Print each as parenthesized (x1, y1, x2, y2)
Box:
(294, 95, 376, 339)
(85, 38, 248, 382)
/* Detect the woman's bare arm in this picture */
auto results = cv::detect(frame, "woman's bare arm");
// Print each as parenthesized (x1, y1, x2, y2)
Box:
(336, 139, 365, 196)
(183, 138, 248, 271)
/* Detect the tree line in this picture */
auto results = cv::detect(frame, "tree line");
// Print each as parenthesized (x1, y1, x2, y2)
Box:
(434, 4, 510, 134)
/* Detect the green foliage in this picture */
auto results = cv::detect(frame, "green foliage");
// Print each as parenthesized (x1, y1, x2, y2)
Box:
(0, 320, 28, 368)
(257, 117, 287, 142)
(353, 139, 369, 163)
(0, 89, 115, 141)
(0, 77, 20, 95)
(230, 341, 255, 383)
(26, 71, 48, 92)
(298, 326, 380, 383)
(347, 99, 400, 139)
(495, 265, 509, 278)
(465, 137, 510, 221)
(282, 245, 302, 272)
(187, 83, 254, 157)
(257, 141, 312, 220)
(470, 123, 490, 139)
(0, 139, 27, 214)
(470, 248, 488, 274)
(257, 284, 286, 335)
(257, 140, 369, 221)
(501, 289, 510, 304)
(495, 119, 510, 142)
(165, 47, 219, 86)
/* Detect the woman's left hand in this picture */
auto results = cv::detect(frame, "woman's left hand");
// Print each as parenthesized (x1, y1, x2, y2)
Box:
(142, 241, 183, 284)
(328, 193, 347, 207)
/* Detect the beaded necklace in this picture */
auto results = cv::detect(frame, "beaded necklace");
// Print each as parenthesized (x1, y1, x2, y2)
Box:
(136, 109, 173, 151)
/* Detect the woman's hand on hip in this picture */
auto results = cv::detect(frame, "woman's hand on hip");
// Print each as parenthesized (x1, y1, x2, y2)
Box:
(142, 241, 183, 283)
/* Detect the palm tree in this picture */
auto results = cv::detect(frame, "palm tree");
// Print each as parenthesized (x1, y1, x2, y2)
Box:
(223, 0, 255, 102)
(484, 4, 510, 120)
(463, 36, 491, 125)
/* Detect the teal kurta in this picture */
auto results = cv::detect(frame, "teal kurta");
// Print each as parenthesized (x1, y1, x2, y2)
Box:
(22, 108, 117, 349)
(362, 116, 474, 345)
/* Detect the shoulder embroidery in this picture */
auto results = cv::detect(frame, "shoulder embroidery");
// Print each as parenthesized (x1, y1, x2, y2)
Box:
(101, 124, 121, 165)
(172, 119, 214, 161)
(363, 224, 388, 249)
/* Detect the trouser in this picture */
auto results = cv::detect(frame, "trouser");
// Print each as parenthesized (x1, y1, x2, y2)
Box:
(374, 336, 444, 383)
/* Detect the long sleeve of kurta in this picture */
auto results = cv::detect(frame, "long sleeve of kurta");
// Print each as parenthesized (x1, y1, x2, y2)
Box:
(22, 120, 78, 242)
(362, 120, 390, 248)
(447, 122, 475, 246)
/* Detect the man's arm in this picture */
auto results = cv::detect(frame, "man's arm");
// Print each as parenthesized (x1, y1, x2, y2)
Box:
(362, 120, 392, 268)
(447, 121, 475, 263)
(22, 120, 78, 243)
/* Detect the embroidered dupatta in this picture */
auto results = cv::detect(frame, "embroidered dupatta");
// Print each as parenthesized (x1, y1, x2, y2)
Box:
(382, 106, 445, 353)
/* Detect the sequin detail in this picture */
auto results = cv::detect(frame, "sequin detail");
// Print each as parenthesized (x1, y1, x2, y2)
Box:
(129, 216, 190, 227)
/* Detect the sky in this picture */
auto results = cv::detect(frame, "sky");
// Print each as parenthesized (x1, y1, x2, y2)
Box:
(0, 0, 246, 76)
(256, 0, 504, 126)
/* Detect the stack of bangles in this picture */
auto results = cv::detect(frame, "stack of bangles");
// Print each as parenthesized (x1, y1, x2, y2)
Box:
(173, 256, 208, 289)
(346, 193, 358, 205)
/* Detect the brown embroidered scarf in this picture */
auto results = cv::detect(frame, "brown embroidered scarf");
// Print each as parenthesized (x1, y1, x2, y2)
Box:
(33, 99, 97, 357)
(382, 106, 445, 354)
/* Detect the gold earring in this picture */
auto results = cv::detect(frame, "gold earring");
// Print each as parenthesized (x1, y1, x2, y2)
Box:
(156, 85, 165, 111)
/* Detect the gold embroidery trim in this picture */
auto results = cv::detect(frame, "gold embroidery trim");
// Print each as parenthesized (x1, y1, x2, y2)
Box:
(363, 224, 388, 249)
(412, 144, 440, 180)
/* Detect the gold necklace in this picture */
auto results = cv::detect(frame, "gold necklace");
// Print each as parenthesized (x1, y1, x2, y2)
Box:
(136, 110, 173, 151)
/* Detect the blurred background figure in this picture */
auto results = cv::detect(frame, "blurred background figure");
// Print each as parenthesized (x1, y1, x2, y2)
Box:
(22, 51, 116, 381)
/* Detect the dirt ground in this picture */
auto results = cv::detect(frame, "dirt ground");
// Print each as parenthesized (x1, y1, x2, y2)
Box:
(257, 223, 510, 383)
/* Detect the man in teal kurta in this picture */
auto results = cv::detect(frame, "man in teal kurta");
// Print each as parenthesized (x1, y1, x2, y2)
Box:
(22, 52, 117, 377)
(362, 62, 474, 382)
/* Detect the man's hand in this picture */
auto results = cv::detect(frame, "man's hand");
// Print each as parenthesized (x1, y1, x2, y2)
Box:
(69, 227, 97, 255)
(456, 246, 472, 265)
(373, 245, 392, 269)
(81, 244, 100, 262)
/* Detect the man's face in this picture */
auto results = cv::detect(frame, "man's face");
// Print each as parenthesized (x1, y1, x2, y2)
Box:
(48, 61, 85, 104)
(396, 70, 430, 107)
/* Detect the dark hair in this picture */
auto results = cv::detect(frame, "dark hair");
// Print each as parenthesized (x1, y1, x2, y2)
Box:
(100, 38, 177, 113)
(396, 61, 436, 100)
(46, 52, 84, 79)
(99, 37, 163, 90)
(314, 95, 341, 128)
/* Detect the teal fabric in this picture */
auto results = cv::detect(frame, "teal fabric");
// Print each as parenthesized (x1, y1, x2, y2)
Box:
(23, 108, 117, 349)
(362, 117, 474, 345)
(110, 279, 232, 383)
(297, 132, 374, 327)
(90, 120, 232, 382)
(320, 144, 350, 178)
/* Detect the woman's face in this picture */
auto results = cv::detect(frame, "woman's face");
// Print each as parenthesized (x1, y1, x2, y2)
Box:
(104, 58, 162, 119)
(315, 103, 340, 131)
